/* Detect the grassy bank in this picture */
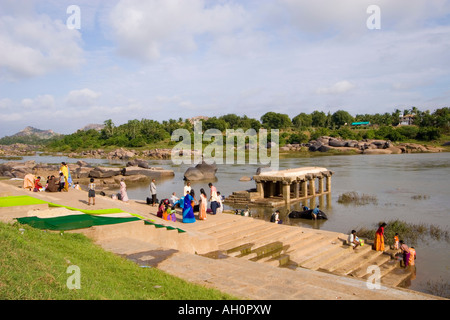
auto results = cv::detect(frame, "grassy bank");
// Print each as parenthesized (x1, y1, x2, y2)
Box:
(0, 222, 237, 300)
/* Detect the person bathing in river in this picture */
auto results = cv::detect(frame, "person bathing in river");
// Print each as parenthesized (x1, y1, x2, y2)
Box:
(311, 205, 320, 220)
(400, 240, 411, 267)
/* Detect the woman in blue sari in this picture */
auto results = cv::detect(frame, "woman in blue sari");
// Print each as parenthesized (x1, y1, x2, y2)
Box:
(182, 191, 196, 223)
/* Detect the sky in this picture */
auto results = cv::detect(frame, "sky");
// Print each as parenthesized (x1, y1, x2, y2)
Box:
(0, 0, 449, 137)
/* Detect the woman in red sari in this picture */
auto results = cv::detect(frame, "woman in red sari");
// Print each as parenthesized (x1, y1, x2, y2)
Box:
(374, 223, 387, 251)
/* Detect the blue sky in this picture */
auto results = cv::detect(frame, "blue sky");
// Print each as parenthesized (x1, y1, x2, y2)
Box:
(1, 0, 449, 137)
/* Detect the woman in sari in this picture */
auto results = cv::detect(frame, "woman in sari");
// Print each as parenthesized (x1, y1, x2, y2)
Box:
(374, 222, 386, 251)
(182, 190, 196, 223)
(119, 178, 129, 203)
(60, 162, 69, 192)
(198, 188, 207, 220)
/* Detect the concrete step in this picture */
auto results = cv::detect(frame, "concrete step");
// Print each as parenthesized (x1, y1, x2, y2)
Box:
(244, 241, 284, 261)
(98, 237, 155, 255)
(319, 244, 373, 273)
(297, 243, 351, 270)
(260, 253, 291, 267)
(283, 234, 329, 260)
(362, 258, 399, 281)
(218, 223, 277, 251)
(381, 266, 414, 287)
(213, 220, 268, 242)
(218, 225, 289, 250)
(333, 249, 385, 276)
(206, 217, 265, 236)
(193, 216, 242, 232)
(347, 252, 390, 278)
(225, 225, 305, 255)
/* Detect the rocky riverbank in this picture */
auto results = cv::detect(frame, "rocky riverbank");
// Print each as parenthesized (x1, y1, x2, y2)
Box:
(281, 136, 445, 155)
(0, 159, 174, 192)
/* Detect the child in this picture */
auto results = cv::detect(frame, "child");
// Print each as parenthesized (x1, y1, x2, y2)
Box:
(33, 176, 43, 192)
(394, 233, 400, 250)
(58, 172, 65, 192)
(216, 191, 223, 214)
(88, 178, 95, 205)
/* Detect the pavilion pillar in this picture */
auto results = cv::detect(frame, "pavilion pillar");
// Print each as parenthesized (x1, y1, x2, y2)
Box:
(293, 181, 300, 199)
(326, 176, 331, 192)
(308, 178, 316, 197)
(256, 181, 264, 198)
(318, 176, 324, 194)
(300, 180, 308, 197)
(282, 181, 291, 204)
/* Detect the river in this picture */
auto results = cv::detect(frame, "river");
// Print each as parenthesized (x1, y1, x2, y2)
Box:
(2, 152, 449, 295)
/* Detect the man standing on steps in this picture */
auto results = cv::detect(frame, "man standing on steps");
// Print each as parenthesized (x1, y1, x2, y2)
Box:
(208, 182, 219, 215)
(150, 179, 157, 206)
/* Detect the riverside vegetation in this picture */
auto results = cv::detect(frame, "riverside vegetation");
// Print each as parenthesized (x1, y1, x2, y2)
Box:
(0, 107, 448, 153)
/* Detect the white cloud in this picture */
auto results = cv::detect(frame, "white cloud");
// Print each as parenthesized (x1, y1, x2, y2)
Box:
(316, 81, 356, 95)
(20, 94, 55, 109)
(108, 0, 249, 61)
(66, 88, 102, 107)
(0, 4, 84, 80)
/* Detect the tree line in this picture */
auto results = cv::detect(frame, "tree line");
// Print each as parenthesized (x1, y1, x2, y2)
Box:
(42, 107, 449, 151)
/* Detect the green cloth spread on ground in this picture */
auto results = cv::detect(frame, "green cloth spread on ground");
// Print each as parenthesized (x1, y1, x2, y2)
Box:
(0, 195, 147, 219)
(16, 214, 141, 231)
(0, 195, 48, 207)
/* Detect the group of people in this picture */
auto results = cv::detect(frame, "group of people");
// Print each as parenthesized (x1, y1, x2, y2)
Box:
(349, 223, 416, 268)
(23, 162, 73, 193)
(153, 181, 223, 224)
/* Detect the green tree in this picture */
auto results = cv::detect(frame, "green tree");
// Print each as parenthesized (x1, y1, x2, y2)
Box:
(292, 113, 312, 129)
(331, 110, 354, 128)
(311, 111, 327, 127)
(260, 112, 291, 129)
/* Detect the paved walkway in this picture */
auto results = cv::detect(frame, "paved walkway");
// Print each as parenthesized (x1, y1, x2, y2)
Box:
(0, 180, 442, 300)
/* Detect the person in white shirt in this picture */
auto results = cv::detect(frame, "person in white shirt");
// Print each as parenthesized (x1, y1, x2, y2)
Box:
(183, 182, 191, 198)
(169, 192, 179, 206)
(348, 230, 360, 249)
(208, 182, 219, 215)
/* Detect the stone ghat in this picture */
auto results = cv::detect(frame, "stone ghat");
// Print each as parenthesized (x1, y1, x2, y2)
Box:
(189, 213, 416, 290)
(225, 167, 333, 207)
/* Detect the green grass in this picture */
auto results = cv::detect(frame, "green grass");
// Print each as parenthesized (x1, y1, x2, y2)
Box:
(0, 222, 237, 300)
(337, 191, 378, 206)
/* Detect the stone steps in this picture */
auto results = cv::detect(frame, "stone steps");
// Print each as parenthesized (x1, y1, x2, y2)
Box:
(297, 243, 352, 270)
(219, 225, 289, 250)
(213, 220, 269, 243)
(343, 251, 388, 277)
(317, 243, 373, 273)
(188, 213, 414, 289)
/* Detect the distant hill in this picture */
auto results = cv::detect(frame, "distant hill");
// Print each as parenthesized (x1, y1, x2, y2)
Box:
(0, 126, 61, 145)
(13, 126, 60, 139)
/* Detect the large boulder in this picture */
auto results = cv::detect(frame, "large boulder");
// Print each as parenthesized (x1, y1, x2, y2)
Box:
(328, 138, 347, 147)
(126, 159, 149, 168)
(184, 161, 217, 181)
(123, 166, 174, 179)
(89, 167, 122, 178)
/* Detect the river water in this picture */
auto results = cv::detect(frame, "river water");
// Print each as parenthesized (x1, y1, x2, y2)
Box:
(2, 152, 449, 295)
